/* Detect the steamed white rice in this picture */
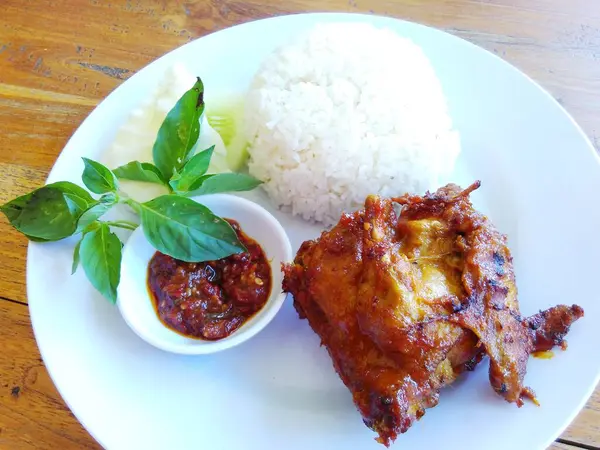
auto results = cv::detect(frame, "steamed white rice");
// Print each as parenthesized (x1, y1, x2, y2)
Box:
(244, 23, 460, 225)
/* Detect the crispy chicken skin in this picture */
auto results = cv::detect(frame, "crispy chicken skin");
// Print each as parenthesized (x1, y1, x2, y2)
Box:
(528, 305, 584, 352)
(282, 182, 583, 446)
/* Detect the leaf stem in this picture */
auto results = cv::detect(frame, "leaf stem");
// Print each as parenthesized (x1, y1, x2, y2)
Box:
(122, 197, 141, 214)
(104, 220, 139, 231)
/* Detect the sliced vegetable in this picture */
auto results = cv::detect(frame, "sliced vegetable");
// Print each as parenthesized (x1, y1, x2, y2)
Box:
(206, 95, 249, 171)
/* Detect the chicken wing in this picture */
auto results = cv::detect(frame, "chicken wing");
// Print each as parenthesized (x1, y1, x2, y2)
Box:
(282, 182, 583, 446)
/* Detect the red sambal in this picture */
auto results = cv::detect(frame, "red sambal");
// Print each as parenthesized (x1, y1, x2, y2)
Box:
(147, 219, 272, 340)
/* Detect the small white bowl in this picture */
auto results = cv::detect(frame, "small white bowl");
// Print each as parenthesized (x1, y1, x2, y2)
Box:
(117, 193, 293, 354)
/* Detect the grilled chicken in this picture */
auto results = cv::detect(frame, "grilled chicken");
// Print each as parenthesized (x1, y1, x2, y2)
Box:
(283, 182, 583, 446)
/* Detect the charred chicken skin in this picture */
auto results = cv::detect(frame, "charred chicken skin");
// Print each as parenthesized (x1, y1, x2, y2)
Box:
(282, 182, 583, 446)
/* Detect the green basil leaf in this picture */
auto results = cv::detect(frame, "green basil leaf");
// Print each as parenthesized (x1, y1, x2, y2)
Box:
(76, 193, 117, 233)
(137, 195, 244, 262)
(152, 78, 205, 180)
(187, 174, 215, 191)
(72, 237, 83, 275)
(113, 161, 167, 185)
(82, 158, 119, 194)
(76, 204, 108, 233)
(83, 221, 101, 233)
(49, 181, 96, 209)
(79, 223, 122, 303)
(185, 173, 262, 196)
(27, 235, 51, 242)
(1, 182, 96, 241)
(169, 146, 214, 193)
(100, 192, 119, 204)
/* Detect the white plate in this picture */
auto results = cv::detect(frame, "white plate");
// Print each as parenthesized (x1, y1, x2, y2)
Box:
(27, 12, 600, 450)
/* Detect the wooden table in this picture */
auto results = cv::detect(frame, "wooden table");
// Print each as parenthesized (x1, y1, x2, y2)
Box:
(0, 1, 599, 448)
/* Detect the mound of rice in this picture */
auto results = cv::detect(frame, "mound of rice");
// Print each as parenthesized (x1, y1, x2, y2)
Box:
(244, 23, 460, 225)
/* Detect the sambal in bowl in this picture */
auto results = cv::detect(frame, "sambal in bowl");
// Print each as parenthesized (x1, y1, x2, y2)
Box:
(117, 194, 293, 354)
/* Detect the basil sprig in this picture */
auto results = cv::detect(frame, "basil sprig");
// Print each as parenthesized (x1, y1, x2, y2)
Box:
(112, 161, 167, 186)
(153, 77, 205, 180)
(1, 77, 262, 303)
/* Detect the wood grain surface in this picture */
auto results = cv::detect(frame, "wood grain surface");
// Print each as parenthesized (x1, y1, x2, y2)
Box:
(0, 1, 598, 449)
